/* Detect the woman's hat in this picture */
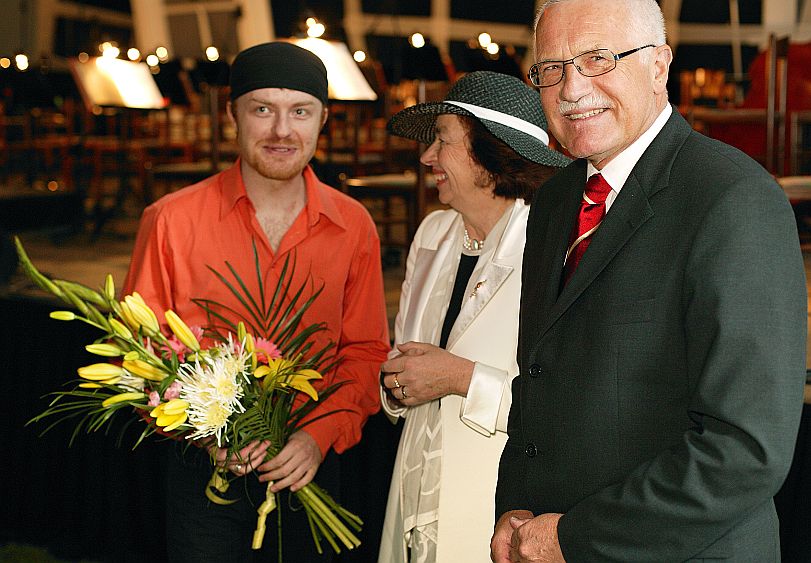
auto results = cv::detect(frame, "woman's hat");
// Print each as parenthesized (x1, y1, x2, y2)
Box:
(387, 71, 570, 168)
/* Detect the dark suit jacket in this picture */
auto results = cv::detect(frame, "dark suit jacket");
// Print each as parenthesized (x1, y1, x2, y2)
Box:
(496, 108, 807, 562)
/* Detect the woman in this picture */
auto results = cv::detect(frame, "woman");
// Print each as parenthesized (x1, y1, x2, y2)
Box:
(378, 71, 570, 562)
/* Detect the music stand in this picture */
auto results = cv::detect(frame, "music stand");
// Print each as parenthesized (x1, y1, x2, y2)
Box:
(189, 60, 230, 174)
(70, 57, 167, 238)
(71, 57, 166, 111)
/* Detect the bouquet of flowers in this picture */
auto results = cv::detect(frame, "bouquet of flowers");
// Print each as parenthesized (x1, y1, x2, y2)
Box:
(15, 237, 362, 558)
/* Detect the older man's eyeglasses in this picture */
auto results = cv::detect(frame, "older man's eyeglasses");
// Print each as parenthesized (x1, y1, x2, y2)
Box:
(528, 45, 656, 88)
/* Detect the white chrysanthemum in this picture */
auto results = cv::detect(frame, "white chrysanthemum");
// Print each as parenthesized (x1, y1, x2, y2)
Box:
(117, 371, 147, 392)
(177, 339, 251, 446)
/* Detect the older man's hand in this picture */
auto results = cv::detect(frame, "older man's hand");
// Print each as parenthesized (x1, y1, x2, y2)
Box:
(509, 512, 565, 562)
(491, 510, 534, 562)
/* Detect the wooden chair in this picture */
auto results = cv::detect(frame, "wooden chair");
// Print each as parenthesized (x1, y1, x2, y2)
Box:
(679, 68, 736, 108)
(0, 102, 30, 184)
(766, 35, 790, 175)
(790, 110, 811, 175)
(339, 171, 440, 252)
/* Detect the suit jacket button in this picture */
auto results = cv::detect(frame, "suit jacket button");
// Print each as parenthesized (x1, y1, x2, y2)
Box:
(525, 443, 538, 457)
(528, 364, 542, 378)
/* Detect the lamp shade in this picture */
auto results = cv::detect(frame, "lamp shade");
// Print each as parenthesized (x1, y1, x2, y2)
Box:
(287, 37, 377, 101)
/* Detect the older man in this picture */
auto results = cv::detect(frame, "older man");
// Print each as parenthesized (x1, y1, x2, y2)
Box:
(492, 0, 807, 561)
(124, 42, 389, 561)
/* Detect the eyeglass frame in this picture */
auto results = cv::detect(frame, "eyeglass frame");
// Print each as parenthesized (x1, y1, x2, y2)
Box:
(527, 44, 657, 88)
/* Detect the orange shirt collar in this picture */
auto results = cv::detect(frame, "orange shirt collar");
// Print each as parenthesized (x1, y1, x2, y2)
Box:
(218, 158, 346, 231)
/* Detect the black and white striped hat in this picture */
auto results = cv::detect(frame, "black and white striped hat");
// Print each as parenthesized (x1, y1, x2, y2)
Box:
(387, 70, 570, 168)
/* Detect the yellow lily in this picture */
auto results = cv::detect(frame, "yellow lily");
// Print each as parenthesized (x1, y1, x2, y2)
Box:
(292, 368, 322, 381)
(150, 402, 188, 431)
(49, 311, 75, 321)
(104, 274, 115, 301)
(285, 369, 323, 401)
(165, 310, 200, 352)
(78, 363, 124, 381)
(118, 301, 139, 331)
(286, 374, 320, 401)
(258, 364, 322, 399)
(123, 351, 139, 361)
(123, 359, 167, 381)
(259, 358, 297, 387)
(86, 343, 123, 357)
(109, 318, 133, 339)
(162, 412, 188, 432)
(124, 292, 160, 333)
(161, 398, 189, 415)
(102, 392, 146, 408)
(78, 382, 102, 389)
(245, 333, 257, 371)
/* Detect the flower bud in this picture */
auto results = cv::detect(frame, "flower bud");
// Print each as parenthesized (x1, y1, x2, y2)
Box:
(86, 343, 124, 357)
(102, 392, 146, 408)
(78, 363, 125, 381)
(50, 311, 76, 321)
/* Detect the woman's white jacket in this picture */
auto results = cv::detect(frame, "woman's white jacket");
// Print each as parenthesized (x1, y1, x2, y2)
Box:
(379, 199, 528, 563)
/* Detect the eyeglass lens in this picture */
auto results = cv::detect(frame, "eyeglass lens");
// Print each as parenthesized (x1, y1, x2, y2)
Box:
(530, 49, 616, 87)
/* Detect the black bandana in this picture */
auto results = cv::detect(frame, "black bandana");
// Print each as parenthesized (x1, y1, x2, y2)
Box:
(229, 42, 328, 105)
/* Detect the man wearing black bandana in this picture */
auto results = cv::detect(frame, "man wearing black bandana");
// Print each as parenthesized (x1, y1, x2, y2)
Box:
(123, 42, 390, 562)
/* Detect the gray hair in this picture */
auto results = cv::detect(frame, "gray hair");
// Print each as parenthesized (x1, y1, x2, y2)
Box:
(534, 0, 667, 53)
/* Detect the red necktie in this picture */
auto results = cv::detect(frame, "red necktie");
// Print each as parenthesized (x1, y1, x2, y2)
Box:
(564, 173, 612, 285)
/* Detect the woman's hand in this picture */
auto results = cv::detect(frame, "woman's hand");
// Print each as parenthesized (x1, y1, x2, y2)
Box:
(380, 341, 474, 407)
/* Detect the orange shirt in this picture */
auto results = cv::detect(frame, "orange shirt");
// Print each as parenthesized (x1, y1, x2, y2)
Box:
(123, 161, 390, 456)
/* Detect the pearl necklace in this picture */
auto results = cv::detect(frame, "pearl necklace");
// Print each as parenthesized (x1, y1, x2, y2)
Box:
(463, 228, 484, 251)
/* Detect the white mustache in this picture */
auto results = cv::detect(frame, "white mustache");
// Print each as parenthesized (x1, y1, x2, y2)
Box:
(558, 95, 612, 115)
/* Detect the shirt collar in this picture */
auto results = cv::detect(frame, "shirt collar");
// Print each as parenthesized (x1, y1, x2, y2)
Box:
(302, 165, 346, 231)
(219, 158, 248, 218)
(587, 104, 672, 192)
(218, 159, 345, 231)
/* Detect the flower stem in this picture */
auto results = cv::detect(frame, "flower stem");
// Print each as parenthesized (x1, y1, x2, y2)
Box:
(297, 485, 360, 549)
(302, 499, 341, 554)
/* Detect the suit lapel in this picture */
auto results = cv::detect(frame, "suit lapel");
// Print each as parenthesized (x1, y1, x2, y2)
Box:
(546, 174, 653, 329)
(543, 170, 583, 313)
(534, 108, 690, 341)
(518, 163, 584, 355)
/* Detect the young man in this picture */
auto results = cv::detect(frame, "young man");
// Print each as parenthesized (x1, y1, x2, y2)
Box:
(492, 1, 807, 561)
(124, 42, 389, 561)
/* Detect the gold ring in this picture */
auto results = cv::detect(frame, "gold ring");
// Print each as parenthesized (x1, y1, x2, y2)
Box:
(401, 386, 408, 399)
(393, 374, 400, 388)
